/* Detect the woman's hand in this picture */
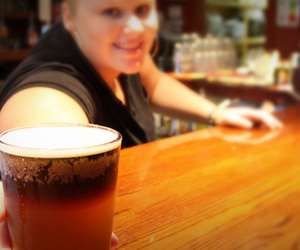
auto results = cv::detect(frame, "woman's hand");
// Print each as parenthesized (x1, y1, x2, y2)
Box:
(211, 105, 283, 129)
(0, 185, 11, 249)
(111, 232, 119, 249)
(0, 211, 11, 249)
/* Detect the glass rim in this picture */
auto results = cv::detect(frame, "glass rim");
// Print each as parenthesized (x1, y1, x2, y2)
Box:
(0, 123, 122, 159)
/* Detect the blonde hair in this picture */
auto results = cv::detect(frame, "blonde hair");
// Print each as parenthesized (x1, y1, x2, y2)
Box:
(65, 0, 76, 13)
(65, 0, 73, 6)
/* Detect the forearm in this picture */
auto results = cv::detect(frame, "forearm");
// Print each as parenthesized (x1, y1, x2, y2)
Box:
(149, 73, 217, 122)
(140, 56, 281, 129)
(140, 55, 217, 122)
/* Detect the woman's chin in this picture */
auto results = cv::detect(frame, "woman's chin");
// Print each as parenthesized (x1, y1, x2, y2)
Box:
(120, 63, 142, 74)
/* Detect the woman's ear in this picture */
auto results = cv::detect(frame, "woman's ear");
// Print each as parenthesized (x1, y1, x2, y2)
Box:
(61, 2, 75, 33)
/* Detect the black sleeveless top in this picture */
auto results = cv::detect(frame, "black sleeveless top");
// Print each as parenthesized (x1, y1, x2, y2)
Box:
(0, 23, 156, 148)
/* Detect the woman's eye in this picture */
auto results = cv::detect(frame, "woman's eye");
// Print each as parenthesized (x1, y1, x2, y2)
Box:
(135, 5, 150, 18)
(102, 8, 123, 18)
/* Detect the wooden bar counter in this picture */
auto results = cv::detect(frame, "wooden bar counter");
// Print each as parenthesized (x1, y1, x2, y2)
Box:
(113, 104, 300, 250)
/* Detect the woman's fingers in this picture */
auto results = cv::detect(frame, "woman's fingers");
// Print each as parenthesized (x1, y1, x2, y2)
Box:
(0, 184, 11, 249)
(216, 109, 253, 129)
(234, 108, 283, 129)
(217, 107, 283, 129)
(0, 212, 11, 249)
(111, 232, 119, 249)
(225, 113, 253, 128)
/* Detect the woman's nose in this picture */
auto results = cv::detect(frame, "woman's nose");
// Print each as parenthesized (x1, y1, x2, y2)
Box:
(124, 15, 144, 33)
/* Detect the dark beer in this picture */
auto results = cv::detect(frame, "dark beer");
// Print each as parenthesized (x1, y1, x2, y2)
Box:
(0, 125, 122, 250)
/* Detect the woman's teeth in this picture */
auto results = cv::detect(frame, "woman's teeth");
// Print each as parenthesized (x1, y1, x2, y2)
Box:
(114, 42, 142, 51)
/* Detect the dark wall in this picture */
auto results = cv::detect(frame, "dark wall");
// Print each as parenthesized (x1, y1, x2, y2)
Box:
(266, 0, 300, 58)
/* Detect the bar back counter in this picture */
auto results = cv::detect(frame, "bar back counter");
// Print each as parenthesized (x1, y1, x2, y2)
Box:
(114, 104, 300, 250)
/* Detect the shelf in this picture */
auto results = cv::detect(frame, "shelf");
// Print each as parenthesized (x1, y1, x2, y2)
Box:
(205, 0, 267, 64)
(206, 0, 267, 9)
(0, 49, 30, 62)
(236, 36, 266, 46)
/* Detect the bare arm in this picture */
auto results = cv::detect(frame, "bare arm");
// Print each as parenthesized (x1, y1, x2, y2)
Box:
(140, 54, 216, 122)
(0, 86, 89, 133)
(140, 55, 282, 129)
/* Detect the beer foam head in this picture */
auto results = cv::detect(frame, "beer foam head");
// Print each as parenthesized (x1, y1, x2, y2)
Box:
(0, 124, 122, 158)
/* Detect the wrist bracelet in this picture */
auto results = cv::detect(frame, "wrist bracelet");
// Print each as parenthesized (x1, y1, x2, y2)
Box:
(207, 99, 231, 125)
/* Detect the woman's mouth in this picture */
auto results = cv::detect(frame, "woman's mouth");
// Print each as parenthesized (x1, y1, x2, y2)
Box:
(113, 42, 144, 55)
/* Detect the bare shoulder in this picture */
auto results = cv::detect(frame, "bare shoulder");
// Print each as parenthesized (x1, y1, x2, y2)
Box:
(0, 86, 89, 132)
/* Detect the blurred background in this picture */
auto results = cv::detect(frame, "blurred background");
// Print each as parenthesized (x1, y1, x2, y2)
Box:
(1, 0, 300, 137)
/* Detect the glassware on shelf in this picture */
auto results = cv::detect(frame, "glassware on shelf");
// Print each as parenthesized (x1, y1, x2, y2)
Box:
(172, 33, 238, 73)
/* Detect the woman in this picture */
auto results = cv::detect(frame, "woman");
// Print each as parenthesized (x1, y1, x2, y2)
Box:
(0, 0, 281, 141)
(0, 0, 281, 248)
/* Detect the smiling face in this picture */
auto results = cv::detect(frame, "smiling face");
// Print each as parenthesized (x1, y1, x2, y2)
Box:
(63, 0, 158, 80)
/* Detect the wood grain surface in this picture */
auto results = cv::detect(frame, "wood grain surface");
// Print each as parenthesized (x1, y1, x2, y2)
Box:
(113, 104, 300, 250)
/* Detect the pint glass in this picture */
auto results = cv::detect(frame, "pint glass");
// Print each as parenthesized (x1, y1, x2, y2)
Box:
(0, 124, 122, 250)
